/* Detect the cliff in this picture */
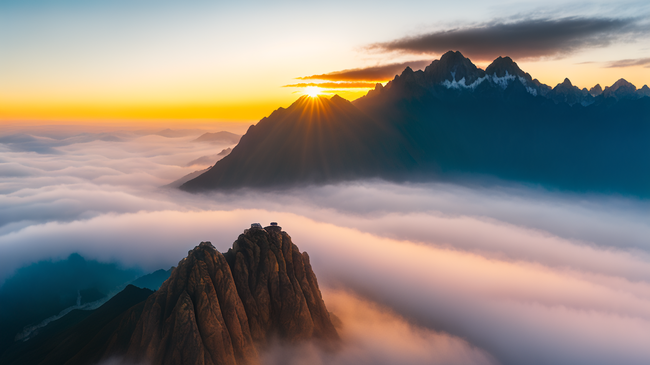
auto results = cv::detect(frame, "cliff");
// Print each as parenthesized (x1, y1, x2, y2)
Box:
(126, 224, 339, 365)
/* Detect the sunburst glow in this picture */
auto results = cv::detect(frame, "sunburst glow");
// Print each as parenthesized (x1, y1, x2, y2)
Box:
(304, 86, 322, 97)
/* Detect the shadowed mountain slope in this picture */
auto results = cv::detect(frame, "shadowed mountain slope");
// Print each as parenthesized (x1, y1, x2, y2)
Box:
(0, 285, 153, 365)
(130, 268, 172, 291)
(0, 254, 140, 355)
(181, 95, 415, 191)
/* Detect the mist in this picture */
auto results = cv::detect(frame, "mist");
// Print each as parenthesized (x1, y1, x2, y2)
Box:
(261, 290, 497, 365)
(1, 125, 649, 365)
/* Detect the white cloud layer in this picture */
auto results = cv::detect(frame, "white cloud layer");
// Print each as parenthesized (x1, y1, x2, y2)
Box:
(1, 125, 650, 365)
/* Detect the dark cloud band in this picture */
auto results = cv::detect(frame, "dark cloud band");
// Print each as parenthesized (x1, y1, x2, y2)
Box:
(283, 82, 380, 89)
(298, 61, 431, 82)
(605, 57, 650, 68)
(367, 17, 646, 60)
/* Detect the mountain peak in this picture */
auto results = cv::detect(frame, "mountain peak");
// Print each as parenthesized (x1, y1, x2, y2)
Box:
(181, 90, 397, 191)
(439, 50, 468, 63)
(126, 227, 339, 365)
(424, 50, 483, 84)
(485, 56, 526, 79)
(127, 240, 258, 365)
(561, 78, 573, 87)
(402, 66, 414, 74)
(602, 78, 638, 99)
(609, 78, 636, 91)
(329, 94, 349, 104)
(290, 94, 338, 109)
(640, 85, 650, 96)
(589, 84, 603, 96)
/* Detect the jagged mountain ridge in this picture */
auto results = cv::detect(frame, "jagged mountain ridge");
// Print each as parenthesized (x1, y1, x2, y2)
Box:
(360, 51, 647, 105)
(181, 50, 650, 197)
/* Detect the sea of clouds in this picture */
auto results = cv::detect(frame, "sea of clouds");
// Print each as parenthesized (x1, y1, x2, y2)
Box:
(1, 125, 649, 365)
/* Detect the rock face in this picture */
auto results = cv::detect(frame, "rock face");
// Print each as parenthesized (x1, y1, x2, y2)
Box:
(127, 225, 338, 365)
(224, 225, 338, 345)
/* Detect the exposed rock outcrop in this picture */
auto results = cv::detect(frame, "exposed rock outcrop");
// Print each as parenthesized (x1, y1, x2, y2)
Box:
(127, 225, 339, 365)
(224, 224, 339, 345)
(127, 242, 257, 365)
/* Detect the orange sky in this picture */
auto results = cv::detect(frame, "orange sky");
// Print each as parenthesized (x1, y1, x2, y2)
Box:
(1, 1, 648, 126)
(1, 59, 647, 126)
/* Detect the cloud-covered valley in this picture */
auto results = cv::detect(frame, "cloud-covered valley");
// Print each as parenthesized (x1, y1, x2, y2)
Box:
(1, 125, 650, 365)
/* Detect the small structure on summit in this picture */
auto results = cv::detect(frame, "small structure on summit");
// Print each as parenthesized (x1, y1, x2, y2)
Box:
(266, 222, 282, 231)
(251, 223, 262, 229)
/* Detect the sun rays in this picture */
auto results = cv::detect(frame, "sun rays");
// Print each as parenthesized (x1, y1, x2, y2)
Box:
(304, 86, 323, 97)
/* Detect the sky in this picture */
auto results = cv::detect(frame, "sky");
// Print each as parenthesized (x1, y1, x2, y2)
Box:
(1, 129, 650, 365)
(1, 0, 649, 123)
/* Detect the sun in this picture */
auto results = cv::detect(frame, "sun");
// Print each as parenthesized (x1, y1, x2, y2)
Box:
(304, 86, 322, 97)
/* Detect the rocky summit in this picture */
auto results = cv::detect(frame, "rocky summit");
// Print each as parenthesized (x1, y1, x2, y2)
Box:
(126, 223, 339, 365)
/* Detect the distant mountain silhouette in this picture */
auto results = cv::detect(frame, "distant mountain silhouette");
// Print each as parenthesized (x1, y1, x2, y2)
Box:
(130, 268, 172, 291)
(546, 78, 594, 106)
(589, 84, 603, 97)
(1, 225, 339, 365)
(0, 285, 153, 365)
(0, 254, 139, 355)
(193, 131, 242, 144)
(181, 51, 650, 197)
(602, 78, 639, 100)
(186, 148, 232, 167)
